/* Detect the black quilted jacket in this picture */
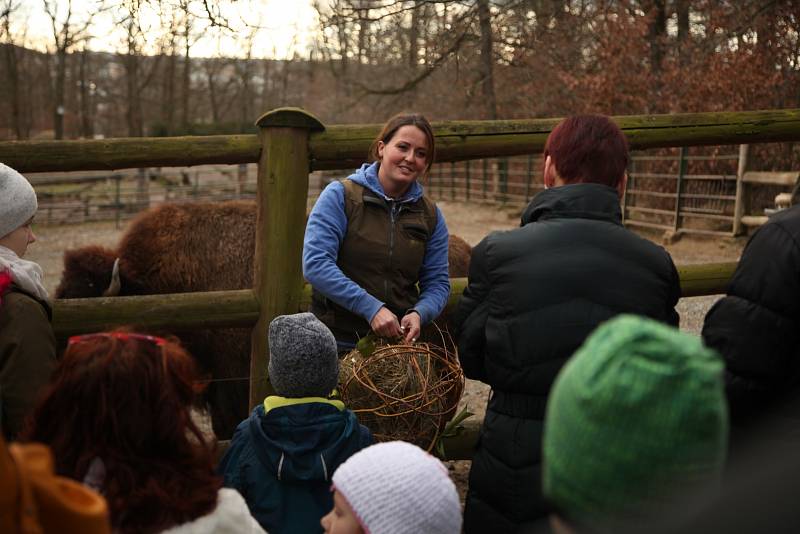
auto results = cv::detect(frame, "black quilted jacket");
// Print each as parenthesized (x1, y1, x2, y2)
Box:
(454, 183, 680, 532)
(703, 204, 800, 436)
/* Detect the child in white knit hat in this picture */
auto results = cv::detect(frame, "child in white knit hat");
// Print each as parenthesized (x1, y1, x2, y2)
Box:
(321, 440, 462, 534)
(0, 163, 57, 440)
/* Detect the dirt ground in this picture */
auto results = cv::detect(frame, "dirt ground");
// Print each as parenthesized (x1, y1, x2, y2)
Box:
(27, 199, 747, 504)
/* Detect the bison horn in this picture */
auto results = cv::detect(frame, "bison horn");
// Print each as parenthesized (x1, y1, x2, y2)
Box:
(103, 258, 121, 297)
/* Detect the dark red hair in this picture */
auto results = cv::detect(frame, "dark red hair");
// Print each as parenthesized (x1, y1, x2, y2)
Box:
(543, 115, 629, 187)
(21, 329, 220, 534)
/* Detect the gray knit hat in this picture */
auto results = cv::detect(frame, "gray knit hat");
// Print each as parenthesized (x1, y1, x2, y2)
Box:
(0, 163, 37, 238)
(268, 312, 339, 398)
(332, 441, 463, 534)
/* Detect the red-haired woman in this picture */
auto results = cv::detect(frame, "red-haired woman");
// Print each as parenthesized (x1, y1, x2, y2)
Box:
(21, 331, 265, 534)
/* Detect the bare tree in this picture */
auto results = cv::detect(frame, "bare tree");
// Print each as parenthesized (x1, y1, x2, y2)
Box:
(477, 0, 497, 119)
(235, 26, 258, 125)
(1, 0, 24, 138)
(118, 1, 162, 137)
(178, 0, 194, 130)
(158, 4, 180, 133)
(77, 45, 93, 138)
(42, 0, 102, 139)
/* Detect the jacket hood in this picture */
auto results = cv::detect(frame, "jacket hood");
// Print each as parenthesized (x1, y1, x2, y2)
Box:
(247, 402, 363, 483)
(348, 162, 425, 203)
(521, 183, 623, 227)
(161, 488, 265, 534)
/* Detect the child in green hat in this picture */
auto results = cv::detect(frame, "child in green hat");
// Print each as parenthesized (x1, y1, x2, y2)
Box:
(542, 315, 729, 532)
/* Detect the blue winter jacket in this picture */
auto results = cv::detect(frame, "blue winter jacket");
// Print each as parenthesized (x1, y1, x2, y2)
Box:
(218, 398, 373, 534)
(303, 162, 451, 325)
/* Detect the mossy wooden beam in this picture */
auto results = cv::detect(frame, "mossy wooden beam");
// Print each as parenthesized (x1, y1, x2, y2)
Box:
(0, 135, 260, 173)
(50, 262, 738, 338)
(677, 261, 737, 297)
(52, 289, 259, 337)
(309, 109, 800, 169)
(3, 109, 799, 173)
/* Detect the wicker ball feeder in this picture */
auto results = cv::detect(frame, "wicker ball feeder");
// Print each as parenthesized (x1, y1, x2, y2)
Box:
(339, 333, 464, 452)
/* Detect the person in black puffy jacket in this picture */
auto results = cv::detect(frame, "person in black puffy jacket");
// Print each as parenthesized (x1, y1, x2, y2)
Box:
(454, 115, 681, 533)
(702, 203, 800, 454)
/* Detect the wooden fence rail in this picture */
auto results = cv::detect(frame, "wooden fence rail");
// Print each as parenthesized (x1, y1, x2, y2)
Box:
(7, 107, 800, 460)
(53, 262, 738, 338)
(2, 109, 800, 173)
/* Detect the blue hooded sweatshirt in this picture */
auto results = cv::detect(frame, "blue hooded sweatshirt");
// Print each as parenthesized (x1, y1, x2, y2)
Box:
(218, 398, 373, 534)
(303, 162, 451, 326)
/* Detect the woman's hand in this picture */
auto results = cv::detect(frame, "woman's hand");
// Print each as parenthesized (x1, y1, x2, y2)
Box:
(370, 307, 402, 339)
(400, 311, 421, 344)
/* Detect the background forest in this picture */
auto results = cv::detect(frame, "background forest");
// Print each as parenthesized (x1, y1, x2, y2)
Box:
(0, 0, 797, 153)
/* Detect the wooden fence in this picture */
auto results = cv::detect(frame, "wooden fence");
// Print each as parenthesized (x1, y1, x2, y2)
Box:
(28, 145, 795, 238)
(2, 107, 800, 458)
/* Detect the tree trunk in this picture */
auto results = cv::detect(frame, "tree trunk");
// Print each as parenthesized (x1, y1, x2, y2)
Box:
(356, 5, 371, 73)
(125, 52, 143, 136)
(478, 0, 498, 120)
(181, 14, 191, 130)
(3, 41, 23, 139)
(78, 47, 93, 138)
(54, 47, 67, 139)
(260, 58, 272, 113)
(240, 60, 251, 126)
(162, 50, 176, 132)
(207, 61, 220, 123)
(409, 3, 419, 69)
(676, 0, 689, 42)
(644, 0, 666, 73)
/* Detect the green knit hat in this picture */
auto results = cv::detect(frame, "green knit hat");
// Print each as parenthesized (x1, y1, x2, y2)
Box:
(542, 314, 728, 528)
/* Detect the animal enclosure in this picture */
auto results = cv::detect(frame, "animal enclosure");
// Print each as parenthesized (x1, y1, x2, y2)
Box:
(2, 107, 800, 458)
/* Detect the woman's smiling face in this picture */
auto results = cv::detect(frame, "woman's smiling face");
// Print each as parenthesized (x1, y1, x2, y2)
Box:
(376, 124, 430, 198)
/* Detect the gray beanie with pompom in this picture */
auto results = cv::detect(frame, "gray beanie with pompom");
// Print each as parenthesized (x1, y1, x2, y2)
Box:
(267, 312, 339, 398)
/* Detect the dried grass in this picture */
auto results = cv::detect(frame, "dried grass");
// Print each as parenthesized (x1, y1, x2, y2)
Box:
(339, 330, 464, 451)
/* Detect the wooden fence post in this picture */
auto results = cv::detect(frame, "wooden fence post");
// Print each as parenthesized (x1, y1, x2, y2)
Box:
(250, 108, 325, 408)
(732, 144, 750, 236)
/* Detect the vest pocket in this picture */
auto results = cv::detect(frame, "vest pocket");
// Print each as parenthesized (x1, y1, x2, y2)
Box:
(401, 223, 430, 242)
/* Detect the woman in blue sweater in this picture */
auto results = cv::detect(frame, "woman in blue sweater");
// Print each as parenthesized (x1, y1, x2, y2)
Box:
(303, 113, 450, 350)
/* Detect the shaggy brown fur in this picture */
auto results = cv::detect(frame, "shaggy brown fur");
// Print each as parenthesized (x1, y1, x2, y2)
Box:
(448, 234, 472, 278)
(57, 201, 472, 437)
(57, 202, 256, 439)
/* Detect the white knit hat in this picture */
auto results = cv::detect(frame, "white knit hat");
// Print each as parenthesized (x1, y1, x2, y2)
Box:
(0, 163, 37, 238)
(332, 441, 462, 534)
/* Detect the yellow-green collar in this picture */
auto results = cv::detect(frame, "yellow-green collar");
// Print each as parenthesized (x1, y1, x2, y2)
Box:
(264, 395, 345, 414)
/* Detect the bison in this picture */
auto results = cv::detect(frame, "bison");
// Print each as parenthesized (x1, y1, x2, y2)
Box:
(57, 201, 472, 439)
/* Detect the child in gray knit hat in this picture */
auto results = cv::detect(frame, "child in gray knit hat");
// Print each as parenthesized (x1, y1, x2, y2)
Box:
(219, 312, 373, 534)
(0, 163, 57, 440)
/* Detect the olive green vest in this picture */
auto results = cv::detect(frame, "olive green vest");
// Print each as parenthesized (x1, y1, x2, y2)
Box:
(311, 179, 437, 343)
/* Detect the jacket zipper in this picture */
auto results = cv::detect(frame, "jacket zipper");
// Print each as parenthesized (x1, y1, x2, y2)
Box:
(387, 200, 397, 302)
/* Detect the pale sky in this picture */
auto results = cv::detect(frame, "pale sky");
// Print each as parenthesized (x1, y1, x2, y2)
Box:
(16, 0, 320, 59)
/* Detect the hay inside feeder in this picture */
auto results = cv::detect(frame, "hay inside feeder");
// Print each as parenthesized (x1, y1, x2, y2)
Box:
(339, 331, 464, 452)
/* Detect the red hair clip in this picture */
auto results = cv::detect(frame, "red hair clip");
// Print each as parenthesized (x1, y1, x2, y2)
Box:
(68, 332, 167, 347)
